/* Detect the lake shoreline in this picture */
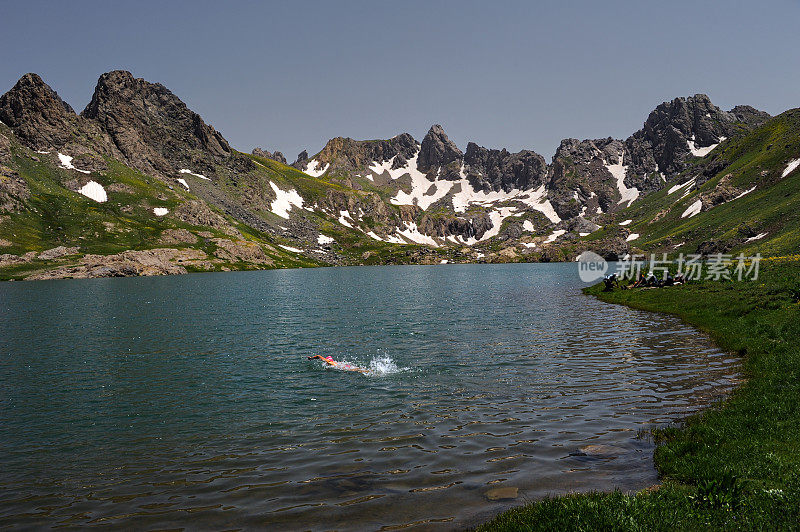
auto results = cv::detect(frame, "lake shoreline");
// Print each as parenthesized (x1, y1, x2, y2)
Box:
(0, 252, 574, 282)
(478, 257, 800, 530)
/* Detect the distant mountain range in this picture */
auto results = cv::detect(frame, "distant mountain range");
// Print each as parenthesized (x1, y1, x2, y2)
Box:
(1, 70, 798, 280)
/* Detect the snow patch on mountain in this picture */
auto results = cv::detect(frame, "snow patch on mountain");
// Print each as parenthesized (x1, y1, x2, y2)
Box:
(338, 210, 354, 228)
(270, 182, 304, 219)
(279, 245, 303, 253)
(381, 153, 560, 231)
(605, 151, 639, 206)
(668, 178, 695, 195)
(384, 234, 406, 244)
(452, 181, 561, 223)
(626, 233, 640, 242)
(745, 232, 768, 243)
(77, 181, 107, 203)
(153, 207, 169, 216)
(734, 186, 756, 200)
(179, 169, 210, 180)
(544, 229, 566, 243)
(176, 178, 189, 190)
(317, 234, 335, 245)
(303, 160, 329, 178)
(619, 219, 632, 226)
(369, 155, 417, 180)
(681, 199, 703, 218)
(687, 136, 725, 157)
(479, 207, 520, 241)
(397, 222, 440, 246)
(58, 153, 90, 174)
(782, 158, 800, 178)
(372, 154, 562, 242)
(387, 153, 455, 209)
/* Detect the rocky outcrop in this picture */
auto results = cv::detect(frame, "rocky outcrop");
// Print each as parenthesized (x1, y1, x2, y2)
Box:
(0, 133, 11, 165)
(24, 248, 210, 280)
(546, 138, 623, 220)
(0, 166, 29, 213)
(730, 105, 772, 126)
(159, 228, 199, 245)
(314, 134, 418, 173)
(577, 235, 631, 261)
(37, 246, 80, 260)
(172, 200, 230, 231)
(81, 70, 231, 177)
(417, 211, 493, 241)
(317, 189, 395, 227)
(417, 125, 463, 177)
(1, 252, 35, 267)
(252, 148, 287, 164)
(71, 152, 109, 173)
(0, 74, 82, 151)
(565, 216, 601, 234)
(698, 173, 749, 208)
(463, 142, 547, 192)
(211, 238, 274, 265)
(624, 94, 770, 187)
(291, 150, 309, 169)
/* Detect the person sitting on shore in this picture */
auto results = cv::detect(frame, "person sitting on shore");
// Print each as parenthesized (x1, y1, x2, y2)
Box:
(603, 273, 619, 291)
(632, 272, 648, 288)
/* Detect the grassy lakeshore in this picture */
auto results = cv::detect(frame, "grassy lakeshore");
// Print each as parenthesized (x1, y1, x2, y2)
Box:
(480, 258, 800, 530)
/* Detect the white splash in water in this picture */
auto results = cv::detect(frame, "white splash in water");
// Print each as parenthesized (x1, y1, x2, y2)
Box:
(367, 355, 405, 376)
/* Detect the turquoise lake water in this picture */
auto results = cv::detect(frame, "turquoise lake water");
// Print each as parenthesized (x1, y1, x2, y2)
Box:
(0, 264, 739, 530)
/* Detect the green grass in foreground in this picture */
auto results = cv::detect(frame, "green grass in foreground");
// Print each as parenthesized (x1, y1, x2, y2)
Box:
(479, 258, 800, 530)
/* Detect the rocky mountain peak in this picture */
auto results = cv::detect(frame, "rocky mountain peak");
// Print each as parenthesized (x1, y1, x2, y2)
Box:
(624, 94, 771, 191)
(418, 124, 463, 173)
(81, 70, 231, 177)
(314, 133, 419, 172)
(553, 137, 622, 165)
(463, 142, 547, 192)
(729, 105, 772, 125)
(2, 73, 75, 115)
(0, 73, 80, 150)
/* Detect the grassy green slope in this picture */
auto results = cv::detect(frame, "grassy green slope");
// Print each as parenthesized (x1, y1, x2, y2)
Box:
(0, 134, 324, 279)
(479, 258, 800, 530)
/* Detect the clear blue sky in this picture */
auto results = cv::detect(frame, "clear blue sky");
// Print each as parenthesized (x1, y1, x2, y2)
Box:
(2, 0, 798, 161)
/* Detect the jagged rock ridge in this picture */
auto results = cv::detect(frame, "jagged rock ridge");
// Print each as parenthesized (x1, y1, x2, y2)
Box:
(252, 148, 287, 164)
(0, 71, 775, 264)
(82, 70, 231, 177)
(463, 143, 548, 192)
(313, 133, 418, 173)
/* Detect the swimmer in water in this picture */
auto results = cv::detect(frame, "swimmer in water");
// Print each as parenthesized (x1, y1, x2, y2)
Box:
(307, 355, 368, 374)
